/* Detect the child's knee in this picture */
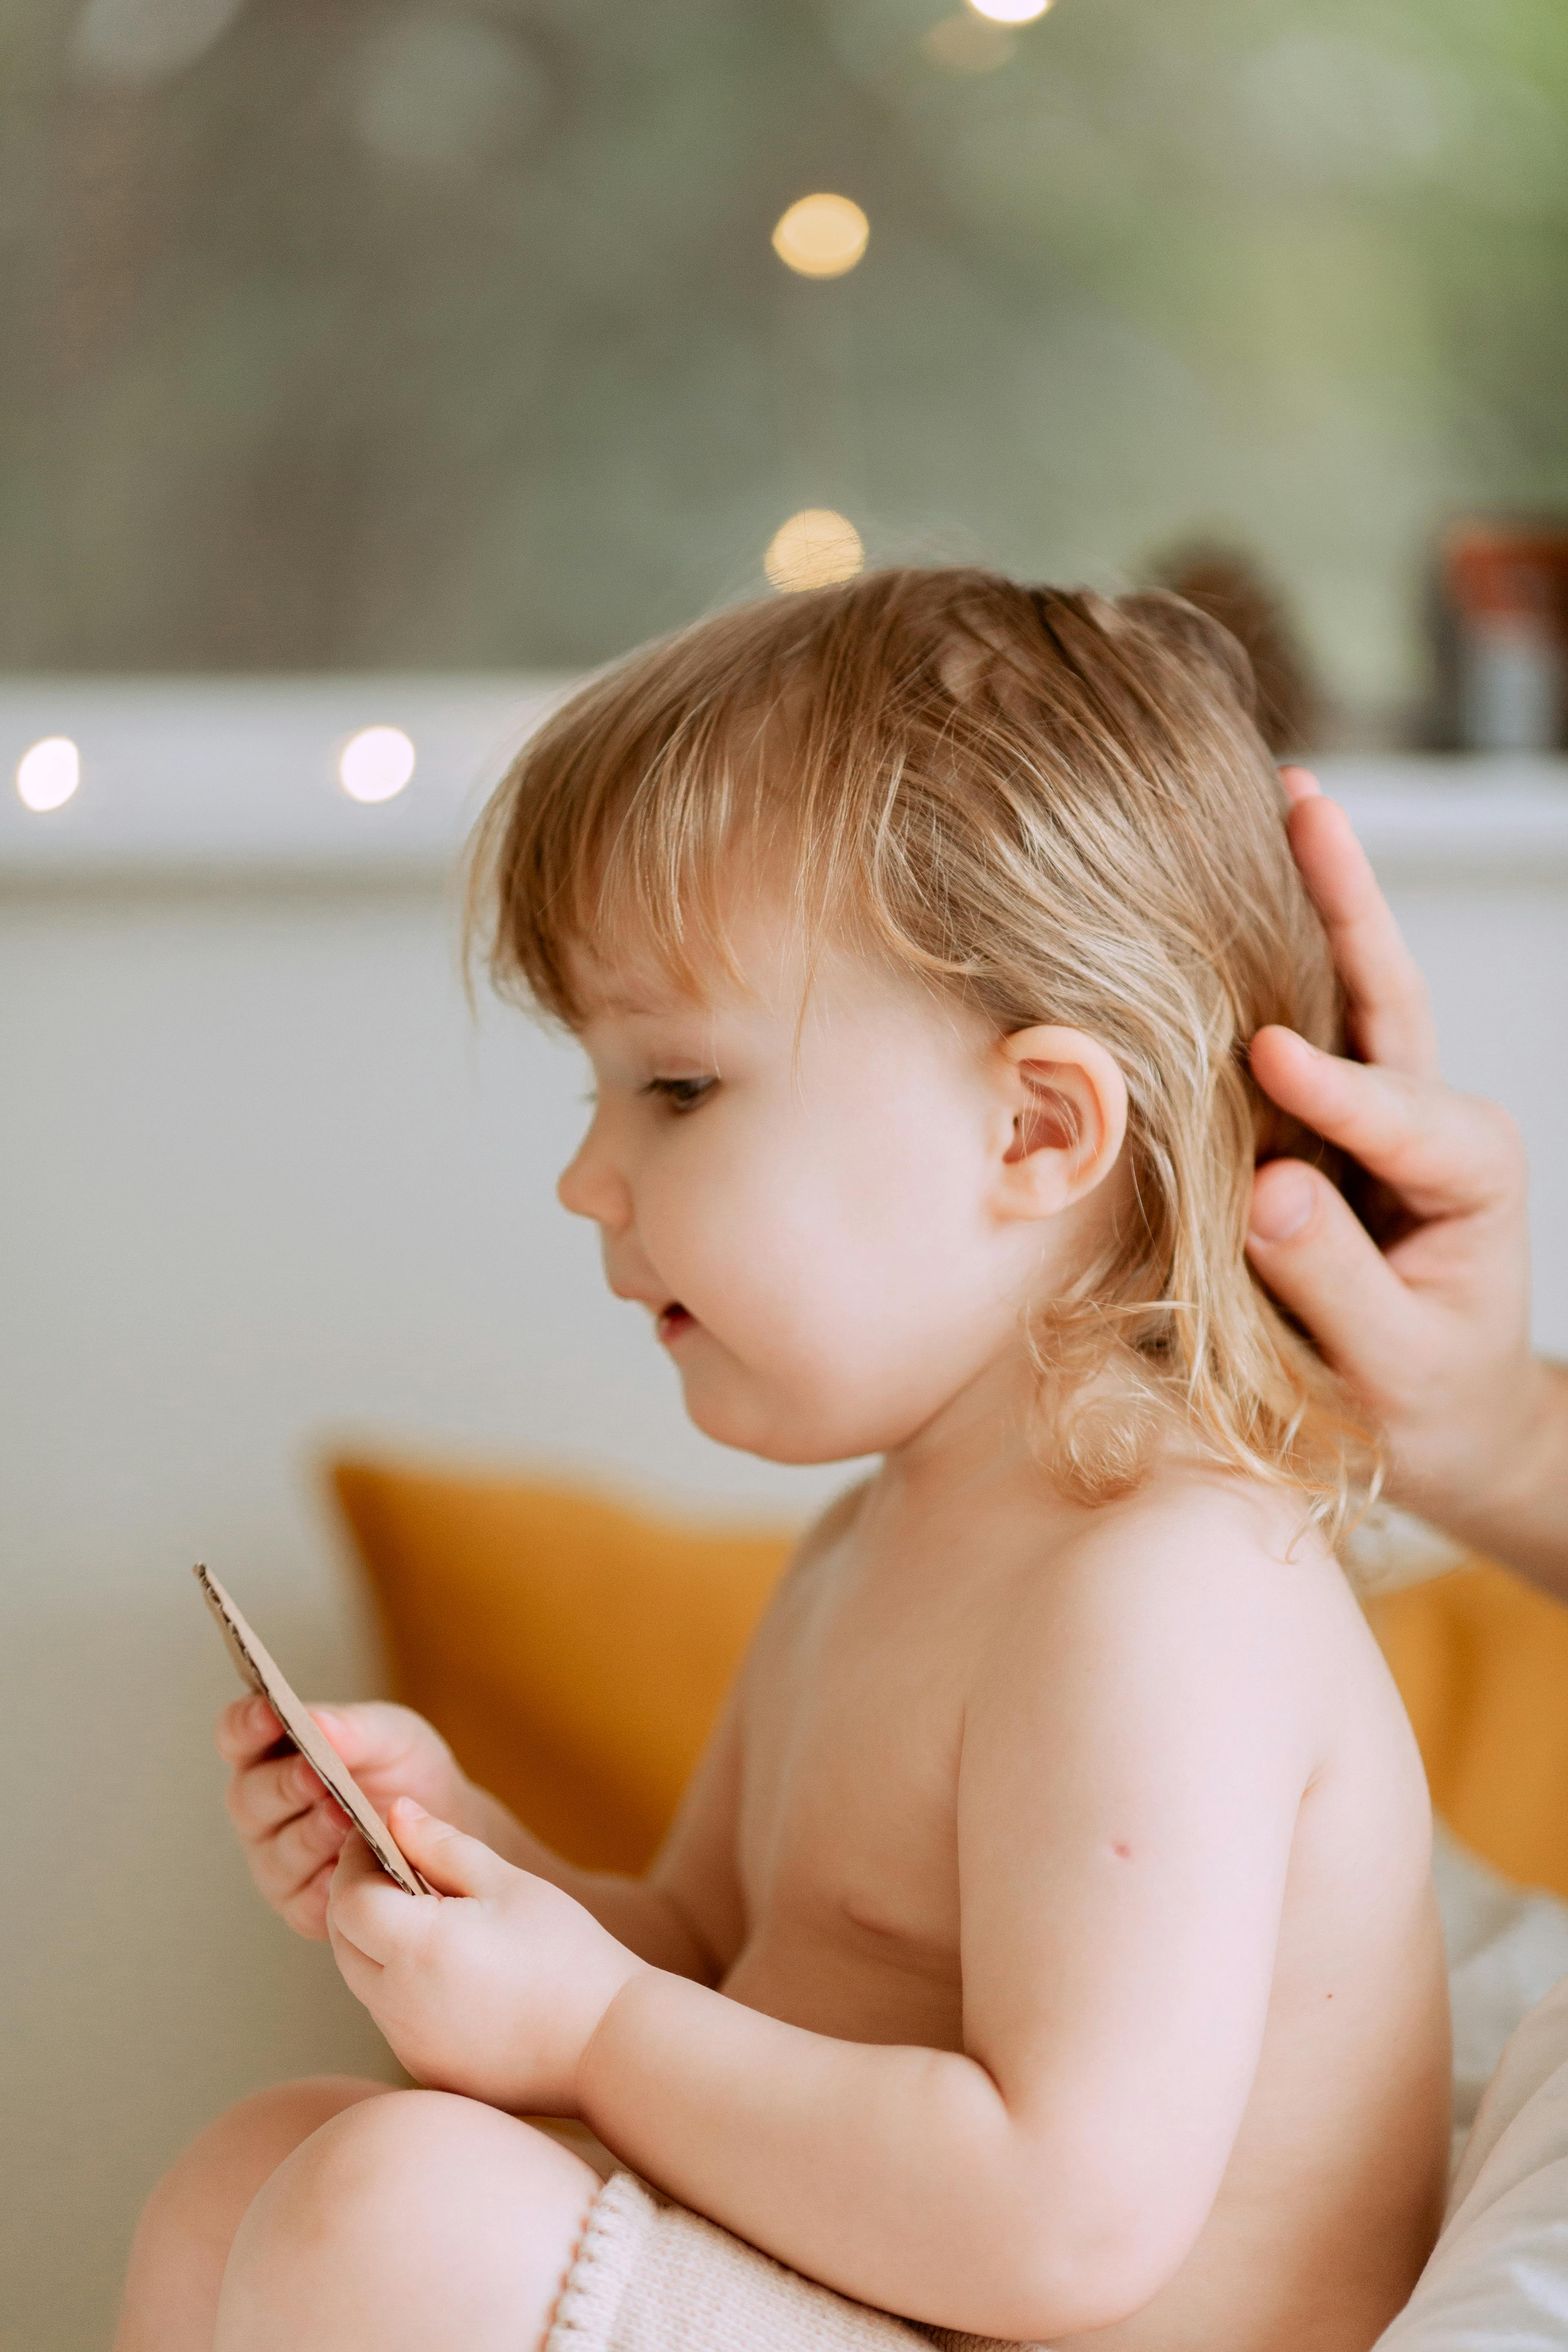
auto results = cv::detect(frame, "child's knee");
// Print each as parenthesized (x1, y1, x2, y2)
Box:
(224, 2093, 598, 2328)
(140, 2075, 391, 2252)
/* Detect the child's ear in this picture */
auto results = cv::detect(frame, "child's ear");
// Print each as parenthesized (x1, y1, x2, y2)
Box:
(990, 1026, 1129, 1221)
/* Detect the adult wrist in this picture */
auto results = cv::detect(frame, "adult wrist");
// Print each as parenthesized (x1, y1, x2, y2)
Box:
(1480, 1359, 1568, 1576)
(1395, 1357, 1568, 1587)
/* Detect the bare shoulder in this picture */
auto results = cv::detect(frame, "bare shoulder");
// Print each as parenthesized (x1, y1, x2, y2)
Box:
(1026, 1463, 1349, 1618)
(976, 1467, 1381, 1775)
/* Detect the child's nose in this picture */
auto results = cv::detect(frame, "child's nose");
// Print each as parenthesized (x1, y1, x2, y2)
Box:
(556, 1134, 632, 1232)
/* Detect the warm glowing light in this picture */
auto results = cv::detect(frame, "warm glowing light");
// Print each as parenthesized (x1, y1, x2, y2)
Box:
(339, 725, 416, 802)
(771, 194, 869, 280)
(967, 0, 1052, 21)
(16, 737, 81, 813)
(764, 510, 865, 593)
(922, 12, 1014, 70)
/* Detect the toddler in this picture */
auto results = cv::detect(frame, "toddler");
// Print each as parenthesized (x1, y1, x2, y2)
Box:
(118, 570, 1451, 2352)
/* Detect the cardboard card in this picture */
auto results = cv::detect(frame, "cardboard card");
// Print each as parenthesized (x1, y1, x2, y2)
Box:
(194, 1562, 432, 1897)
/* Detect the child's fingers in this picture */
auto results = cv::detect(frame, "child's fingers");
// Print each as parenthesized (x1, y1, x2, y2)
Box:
(279, 1855, 340, 1940)
(308, 1701, 440, 1780)
(386, 1799, 508, 1899)
(225, 1750, 309, 1838)
(326, 1897, 388, 1998)
(214, 1695, 284, 1764)
(266, 1801, 352, 1892)
(327, 1830, 429, 1962)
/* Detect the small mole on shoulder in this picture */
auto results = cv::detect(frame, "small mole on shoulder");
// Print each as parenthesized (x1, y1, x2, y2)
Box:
(1111, 1841, 1132, 1860)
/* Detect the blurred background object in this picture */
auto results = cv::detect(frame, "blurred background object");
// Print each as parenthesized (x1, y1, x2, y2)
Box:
(2, 0, 1568, 735)
(1145, 542, 1323, 755)
(1434, 522, 1568, 752)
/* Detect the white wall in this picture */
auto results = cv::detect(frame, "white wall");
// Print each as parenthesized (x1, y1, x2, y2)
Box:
(3, 690, 1567, 2351)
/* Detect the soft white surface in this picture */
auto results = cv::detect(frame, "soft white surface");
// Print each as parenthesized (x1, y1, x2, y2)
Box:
(1434, 1829, 1568, 2149)
(1381, 1837, 1568, 2348)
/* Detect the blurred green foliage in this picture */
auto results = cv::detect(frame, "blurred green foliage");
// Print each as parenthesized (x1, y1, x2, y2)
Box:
(1, 0, 1565, 719)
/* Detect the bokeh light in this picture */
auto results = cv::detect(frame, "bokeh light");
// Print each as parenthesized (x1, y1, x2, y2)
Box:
(922, 13, 1015, 71)
(967, 0, 1053, 21)
(764, 511, 865, 592)
(16, 737, 81, 813)
(71, 0, 247, 89)
(339, 725, 416, 802)
(771, 194, 869, 280)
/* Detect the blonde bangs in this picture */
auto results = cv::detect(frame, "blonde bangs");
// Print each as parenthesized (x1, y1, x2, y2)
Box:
(466, 597, 923, 1025)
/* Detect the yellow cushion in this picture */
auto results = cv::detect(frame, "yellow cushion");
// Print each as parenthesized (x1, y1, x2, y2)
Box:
(330, 1454, 1568, 1900)
(329, 1456, 791, 1871)
(1365, 1558, 1568, 1900)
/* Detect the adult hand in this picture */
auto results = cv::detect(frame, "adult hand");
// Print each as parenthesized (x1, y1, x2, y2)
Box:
(1247, 771, 1567, 1581)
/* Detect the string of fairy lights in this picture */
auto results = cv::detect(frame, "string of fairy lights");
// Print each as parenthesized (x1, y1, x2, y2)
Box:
(15, 0, 1058, 817)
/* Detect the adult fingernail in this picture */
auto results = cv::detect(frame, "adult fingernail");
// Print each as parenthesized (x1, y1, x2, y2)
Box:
(394, 1797, 428, 1822)
(1250, 1167, 1314, 1243)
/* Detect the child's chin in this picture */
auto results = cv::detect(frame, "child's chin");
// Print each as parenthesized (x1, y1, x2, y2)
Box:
(682, 1382, 869, 1467)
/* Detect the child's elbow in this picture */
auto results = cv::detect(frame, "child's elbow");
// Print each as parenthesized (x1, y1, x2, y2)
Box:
(966, 2178, 1202, 2341)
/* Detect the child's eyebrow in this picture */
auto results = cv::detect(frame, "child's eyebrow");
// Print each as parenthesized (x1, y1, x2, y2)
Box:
(579, 990, 713, 1025)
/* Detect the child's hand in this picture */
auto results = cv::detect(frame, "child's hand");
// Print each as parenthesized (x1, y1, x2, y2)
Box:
(216, 1697, 477, 1940)
(326, 1798, 646, 2114)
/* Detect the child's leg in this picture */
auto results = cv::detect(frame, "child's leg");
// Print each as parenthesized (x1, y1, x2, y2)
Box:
(213, 2088, 601, 2352)
(114, 2075, 392, 2352)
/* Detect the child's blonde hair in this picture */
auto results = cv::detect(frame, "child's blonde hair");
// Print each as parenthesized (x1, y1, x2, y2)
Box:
(467, 567, 1376, 1532)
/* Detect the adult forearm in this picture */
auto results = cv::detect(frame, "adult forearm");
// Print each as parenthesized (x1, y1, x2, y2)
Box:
(461, 1786, 717, 1978)
(576, 1970, 1131, 2339)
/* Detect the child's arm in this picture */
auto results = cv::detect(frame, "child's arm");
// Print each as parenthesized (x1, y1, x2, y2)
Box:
(488, 1683, 750, 1983)
(330, 1501, 1320, 2341)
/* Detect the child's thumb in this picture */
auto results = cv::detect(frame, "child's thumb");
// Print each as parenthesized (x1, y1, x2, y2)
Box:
(386, 1797, 499, 1898)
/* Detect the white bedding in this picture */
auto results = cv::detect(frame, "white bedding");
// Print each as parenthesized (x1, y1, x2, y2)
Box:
(1377, 1827, 1568, 2346)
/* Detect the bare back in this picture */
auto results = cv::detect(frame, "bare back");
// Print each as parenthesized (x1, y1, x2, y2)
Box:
(657, 1464, 1451, 2352)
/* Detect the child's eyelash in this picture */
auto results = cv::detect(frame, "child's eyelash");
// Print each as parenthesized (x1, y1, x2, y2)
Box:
(642, 1076, 717, 1113)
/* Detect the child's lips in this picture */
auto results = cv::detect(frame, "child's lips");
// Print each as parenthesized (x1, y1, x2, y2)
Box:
(655, 1303, 695, 1344)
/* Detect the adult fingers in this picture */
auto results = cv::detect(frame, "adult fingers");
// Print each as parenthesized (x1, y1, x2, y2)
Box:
(1279, 764, 1321, 804)
(1285, 794, 1440, 1077)
(1246, 1159, 1427, 1389)
(1250, 1028, 1521, 1221)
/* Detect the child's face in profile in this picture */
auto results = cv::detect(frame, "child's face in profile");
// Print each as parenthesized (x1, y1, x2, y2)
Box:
(559, 899, 1080, 1468)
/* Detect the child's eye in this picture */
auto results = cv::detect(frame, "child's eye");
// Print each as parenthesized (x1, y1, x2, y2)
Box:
(642, 1076, 717, 1114)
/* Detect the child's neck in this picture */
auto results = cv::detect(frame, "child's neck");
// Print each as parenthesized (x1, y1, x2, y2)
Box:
(870, 1341, 1052, 1524)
